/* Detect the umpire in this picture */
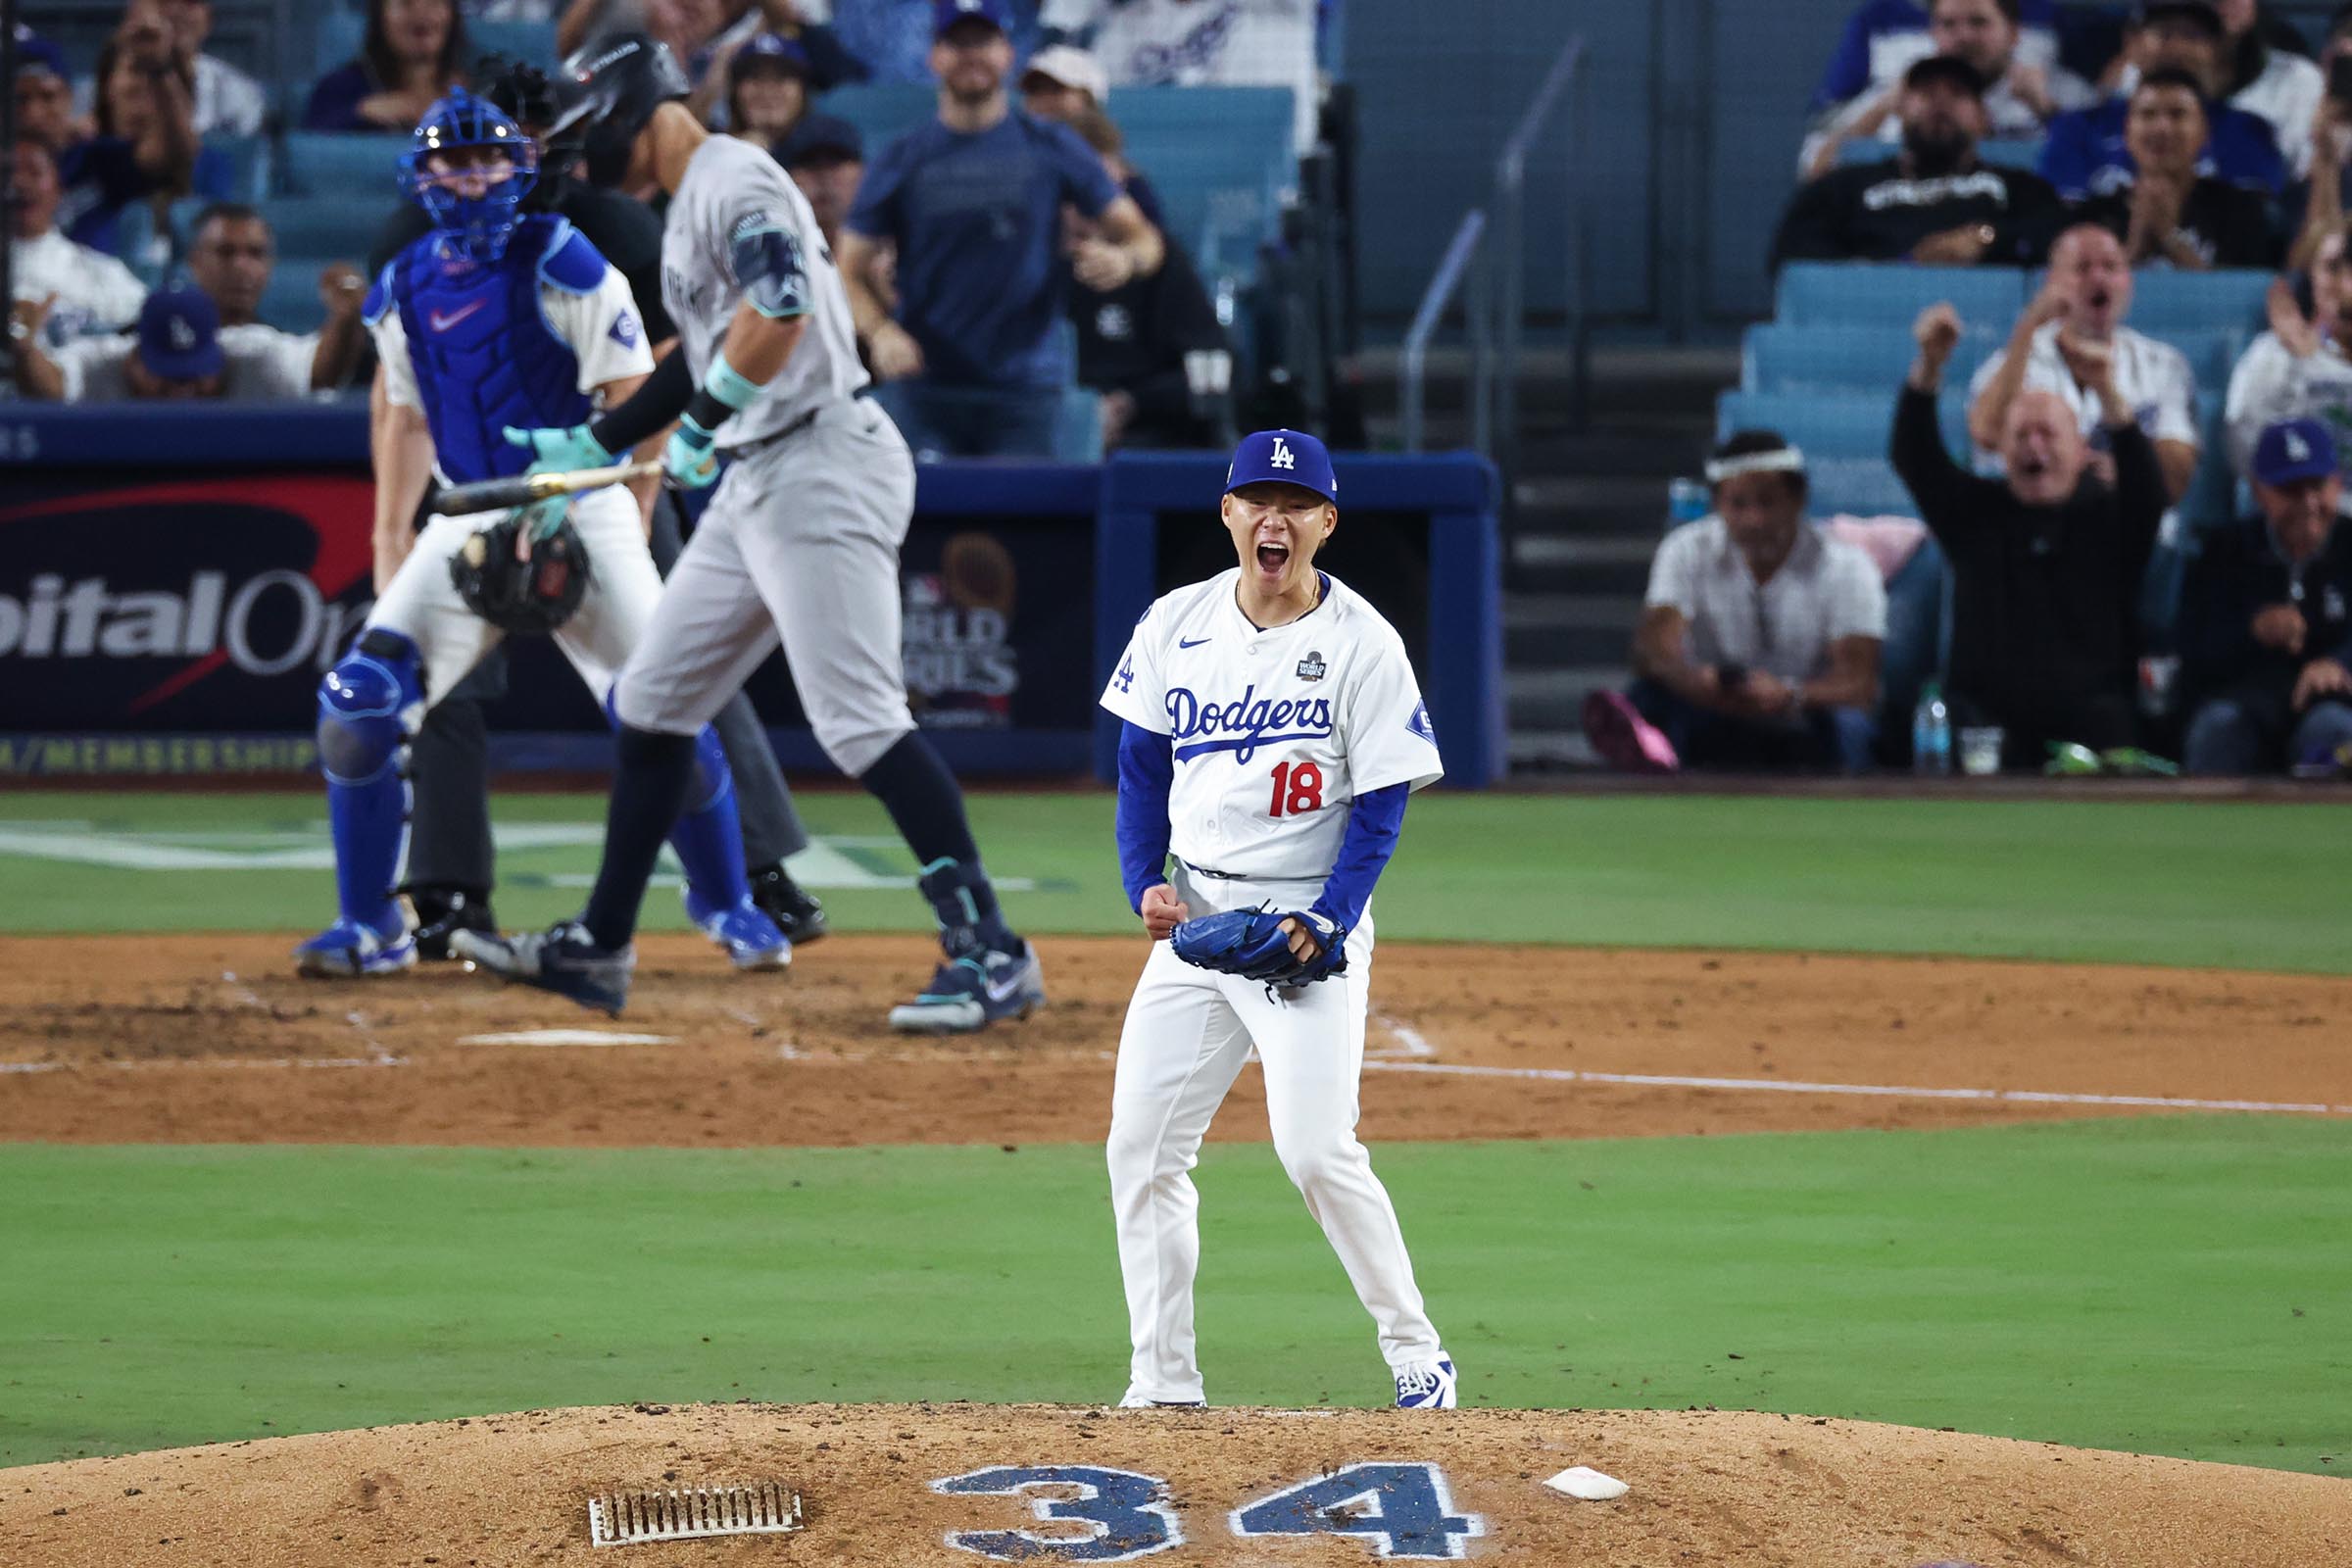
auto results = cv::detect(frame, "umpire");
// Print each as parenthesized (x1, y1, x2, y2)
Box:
(368, 58, 825, 952)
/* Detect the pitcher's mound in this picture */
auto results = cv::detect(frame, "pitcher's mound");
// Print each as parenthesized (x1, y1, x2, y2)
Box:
(7, 1402, 2345, 1565)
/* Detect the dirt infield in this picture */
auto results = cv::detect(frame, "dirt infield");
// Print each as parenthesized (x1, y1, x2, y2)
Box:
(5, 1401, 2346, 1567)
(2, 934, 2348, 1147)
(8, 936, 2351, 1561)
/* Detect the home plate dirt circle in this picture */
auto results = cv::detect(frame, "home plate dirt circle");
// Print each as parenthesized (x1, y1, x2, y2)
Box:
(5, 1403, 2345, 1566)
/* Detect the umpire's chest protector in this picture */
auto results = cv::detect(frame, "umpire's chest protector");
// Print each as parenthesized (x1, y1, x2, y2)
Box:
(391, 216, 597, 484)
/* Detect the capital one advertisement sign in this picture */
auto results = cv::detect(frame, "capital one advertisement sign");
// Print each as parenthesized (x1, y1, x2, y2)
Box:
(0, 472, 1098, 775)
(0, 475, 376, 740)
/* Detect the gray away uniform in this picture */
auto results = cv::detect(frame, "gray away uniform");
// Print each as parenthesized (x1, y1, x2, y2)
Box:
(613, 133, 919, 779)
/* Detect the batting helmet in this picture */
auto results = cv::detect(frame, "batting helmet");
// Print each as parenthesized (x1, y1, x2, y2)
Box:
(551, 31, 690, 189)
(399, 89, 539, 262)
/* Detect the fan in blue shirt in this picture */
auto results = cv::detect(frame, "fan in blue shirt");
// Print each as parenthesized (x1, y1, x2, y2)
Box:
(840, 0, 1164, 460)
(2039, 0, 2288, 198)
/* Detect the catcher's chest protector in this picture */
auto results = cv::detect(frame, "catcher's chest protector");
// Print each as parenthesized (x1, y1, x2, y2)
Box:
(391, 216, 592, 484)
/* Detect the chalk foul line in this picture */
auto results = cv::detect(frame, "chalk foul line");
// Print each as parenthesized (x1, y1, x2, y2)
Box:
(1359, 1059, 2352, 1117)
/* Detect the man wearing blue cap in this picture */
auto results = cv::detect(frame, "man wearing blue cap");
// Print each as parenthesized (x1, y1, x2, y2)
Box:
(838, 0, 1164, 459)
(2179, 417, 2352, 773)
(722, 33, 812, 149)
(15, 284, 325, 401)
(1099, 429, 1460, 1411)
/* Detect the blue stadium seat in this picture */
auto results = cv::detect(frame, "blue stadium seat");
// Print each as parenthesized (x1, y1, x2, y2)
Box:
(1742, 321, 2001, 396)
(314, 12, 556, 75)
(821, 84, 948, 154)
(1775, 263, 2030, 328)
(258, 197, 375, 261)
(1717, 388, 1973, 461)
(260, 269, 327, 335)
(207, 136, 273, 202)
(2180, 391, 2241, 529)
(1835, 137, 2044, 172)
(1807, 457, 1925, 518)
(1054, 386, 1104, 463)
(279, 134, 409, 199)
(2025, 267, 2275, 334)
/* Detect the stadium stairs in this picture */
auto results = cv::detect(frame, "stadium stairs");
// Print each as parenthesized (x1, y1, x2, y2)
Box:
(1357, 342, 1736, 771)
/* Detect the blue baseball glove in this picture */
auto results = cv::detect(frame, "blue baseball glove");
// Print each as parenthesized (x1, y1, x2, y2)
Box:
(1170, 905, 1348, 986)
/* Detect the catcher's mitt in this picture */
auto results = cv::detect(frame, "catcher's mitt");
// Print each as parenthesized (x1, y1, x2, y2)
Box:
(1170, 905, 1348, 987)
(450, 510, 591, 635)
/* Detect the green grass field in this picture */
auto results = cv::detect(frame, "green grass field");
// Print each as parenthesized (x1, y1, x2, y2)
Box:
(2, 790, 2348, 1476)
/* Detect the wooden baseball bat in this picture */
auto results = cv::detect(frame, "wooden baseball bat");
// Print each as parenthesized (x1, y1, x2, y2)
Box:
(430, 458, 663, 516)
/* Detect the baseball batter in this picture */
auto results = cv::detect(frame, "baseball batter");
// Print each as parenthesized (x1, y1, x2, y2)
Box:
(1099, 429, 1456, 1409)
(462, 34, 1041, 1028)
(298, 90, 783, 978)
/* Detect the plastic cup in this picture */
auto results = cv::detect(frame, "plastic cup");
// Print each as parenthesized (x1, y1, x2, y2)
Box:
(1959, 726, 2004, 776)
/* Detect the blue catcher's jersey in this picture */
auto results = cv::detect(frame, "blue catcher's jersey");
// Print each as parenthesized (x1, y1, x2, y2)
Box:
(365, 215, 611, 485)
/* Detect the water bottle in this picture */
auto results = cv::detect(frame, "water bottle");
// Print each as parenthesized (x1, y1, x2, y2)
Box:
(1912, 680, 1953, 776)
(1667, 478, 1711, 526)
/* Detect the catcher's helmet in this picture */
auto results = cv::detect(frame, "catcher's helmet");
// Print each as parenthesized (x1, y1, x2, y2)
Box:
(399, 89, 539, 262)
(551, 31, 690, 189)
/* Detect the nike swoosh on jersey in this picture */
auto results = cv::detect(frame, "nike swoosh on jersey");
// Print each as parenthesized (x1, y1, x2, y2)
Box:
(427, 300, 489, 332)
(1178, 637, 1212, 649)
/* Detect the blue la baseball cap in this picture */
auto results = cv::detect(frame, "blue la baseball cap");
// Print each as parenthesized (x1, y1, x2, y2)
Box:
(136, 288, 224, 382)
(933, 0, 1013, 38)
(777, 111, 862, 167)
(1225, 429, 1339, 506)
(2253, 418, 2337, 487)
(731, 32, 810, 79)
(13, 25, 69, 82)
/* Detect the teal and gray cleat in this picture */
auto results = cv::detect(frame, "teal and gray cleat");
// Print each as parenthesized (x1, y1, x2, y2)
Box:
(451, 920, 635, 1016)
(887, 936, 1045, 1033)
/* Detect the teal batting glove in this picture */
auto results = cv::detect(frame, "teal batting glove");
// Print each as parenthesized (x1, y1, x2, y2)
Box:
(503, 423, 612, 473)
(516, 493, 569, 543)
(663, 415, 720, 489)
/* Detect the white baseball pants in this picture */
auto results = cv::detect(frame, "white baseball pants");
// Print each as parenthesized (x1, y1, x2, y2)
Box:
(1107, 869, 1445, 1403)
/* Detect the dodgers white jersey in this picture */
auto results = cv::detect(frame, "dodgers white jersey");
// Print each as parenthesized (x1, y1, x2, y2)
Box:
(1101, 568, 1443, 881)
(662, 132, 869, 450)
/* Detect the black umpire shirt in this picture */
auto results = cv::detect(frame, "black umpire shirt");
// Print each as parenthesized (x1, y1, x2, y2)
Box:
(1771, 157, 2063, 271)
(2178, 512, 2352, 714)
(1890, 383, 2166, 753)
(368, 181, 675, 344)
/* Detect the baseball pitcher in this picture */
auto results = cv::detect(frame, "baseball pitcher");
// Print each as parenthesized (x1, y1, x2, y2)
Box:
(1099, 429, 1456, 1409)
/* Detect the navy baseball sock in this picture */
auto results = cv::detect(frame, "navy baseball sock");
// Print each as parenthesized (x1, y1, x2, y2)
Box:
(858, 733, 1011, 944)
(582, 725, 699, 952)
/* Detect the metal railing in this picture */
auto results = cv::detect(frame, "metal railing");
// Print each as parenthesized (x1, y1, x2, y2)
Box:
(1400, 208, 1491, 455)
(1397, 32, 1587, 468)
(1494, 34, 1590, 485)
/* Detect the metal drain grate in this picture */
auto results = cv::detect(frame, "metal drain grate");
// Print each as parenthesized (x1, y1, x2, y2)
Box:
(588, 1482, 804, 1546)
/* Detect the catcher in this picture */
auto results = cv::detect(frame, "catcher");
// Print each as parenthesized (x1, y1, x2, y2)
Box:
(297, 90, 784, 977)
(1097, 429, 1457, 1409)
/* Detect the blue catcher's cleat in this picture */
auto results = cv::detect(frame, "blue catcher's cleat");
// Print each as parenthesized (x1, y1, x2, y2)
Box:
(450, 920, 634, 1015)
(1394, 1358, 1458, 1410)
(887, 933, 1046, 1034)
(294, 915, 416, 978)
(682, 887, 790, 970)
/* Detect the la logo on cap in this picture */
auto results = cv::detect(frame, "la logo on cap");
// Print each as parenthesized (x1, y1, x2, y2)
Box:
(1270, 436, 1296, 471)
(170, 317, 197, 351)
(2287, 430, 2312, 463)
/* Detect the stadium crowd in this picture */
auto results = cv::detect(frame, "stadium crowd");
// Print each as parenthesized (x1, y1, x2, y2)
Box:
(7, 0, 1312, 452)
(1589, 0, 2352, 781)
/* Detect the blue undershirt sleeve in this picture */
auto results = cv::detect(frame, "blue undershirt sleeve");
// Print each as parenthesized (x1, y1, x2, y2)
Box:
(1116, 720, 1176, 914)
(1310, 783, 1408, 935)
